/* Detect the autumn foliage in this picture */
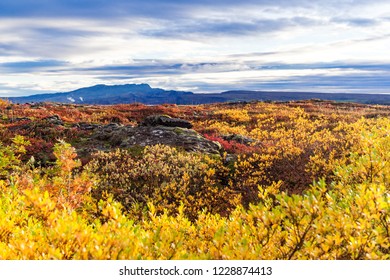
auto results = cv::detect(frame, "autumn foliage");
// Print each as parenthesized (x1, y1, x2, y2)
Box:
(1, 99, 390, 259)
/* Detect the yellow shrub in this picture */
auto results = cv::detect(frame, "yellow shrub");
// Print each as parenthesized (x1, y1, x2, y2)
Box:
(1, 111, 390, 260)
(214, 109, 251, 123)
(87, 145, 241, 220)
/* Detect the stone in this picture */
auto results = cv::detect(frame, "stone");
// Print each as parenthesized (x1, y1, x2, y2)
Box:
(42, 115, 63, 126)
(12, 117, 31, 122)
(91, 124, 221, 154)
(73, 122, 102, 130)
(222, 134, 255, 145)
(139, 115, 193, 129)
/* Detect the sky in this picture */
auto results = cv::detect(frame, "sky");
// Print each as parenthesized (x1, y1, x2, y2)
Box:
(0, 0, 390, 96)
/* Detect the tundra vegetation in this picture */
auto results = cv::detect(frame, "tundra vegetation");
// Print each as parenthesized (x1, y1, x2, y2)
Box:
(0, 98, 390, 259)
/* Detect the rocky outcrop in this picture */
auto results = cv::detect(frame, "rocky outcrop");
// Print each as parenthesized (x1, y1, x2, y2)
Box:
(10, 113, 221, 155)
(92, 123, 221, 154)
(139, 115, 193, 129)
(89, 115, 222, 153)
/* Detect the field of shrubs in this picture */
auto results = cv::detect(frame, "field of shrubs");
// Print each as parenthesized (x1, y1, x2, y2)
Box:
(0, 98, 390, 259)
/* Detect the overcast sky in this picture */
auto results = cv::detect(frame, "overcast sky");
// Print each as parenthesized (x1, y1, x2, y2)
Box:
(1, 0, 390, 96)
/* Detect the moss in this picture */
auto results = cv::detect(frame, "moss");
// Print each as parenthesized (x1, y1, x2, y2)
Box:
(125, 145, 145, 158)
(173, 127, 186, 135)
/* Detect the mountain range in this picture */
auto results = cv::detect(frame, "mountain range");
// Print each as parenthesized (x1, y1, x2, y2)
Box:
(7, 83, 390, 105)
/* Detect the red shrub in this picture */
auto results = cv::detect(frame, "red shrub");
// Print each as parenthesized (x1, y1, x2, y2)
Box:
(203, 134, 257, 154)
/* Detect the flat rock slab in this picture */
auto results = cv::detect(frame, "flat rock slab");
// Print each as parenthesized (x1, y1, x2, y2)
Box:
(139, 115, 193, 129)
(92, 125, 221, 154)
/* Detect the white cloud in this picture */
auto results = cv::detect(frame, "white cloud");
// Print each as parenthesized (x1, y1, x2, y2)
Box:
(0, 1, 390, 96)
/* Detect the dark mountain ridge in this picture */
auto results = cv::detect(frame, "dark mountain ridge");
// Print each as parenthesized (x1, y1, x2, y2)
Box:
(7, 83, 390, 105)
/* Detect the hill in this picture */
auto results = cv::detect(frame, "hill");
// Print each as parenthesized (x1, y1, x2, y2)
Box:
(7, 83, 390, 105)
(8, 84, 193, 105)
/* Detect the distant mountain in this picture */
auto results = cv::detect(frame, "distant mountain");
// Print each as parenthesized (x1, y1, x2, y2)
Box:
(8, 84, 194, 105)
(8, 84, 390, 105)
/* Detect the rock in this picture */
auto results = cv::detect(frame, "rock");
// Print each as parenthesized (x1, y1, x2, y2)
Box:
(139, 115, 193, 129)
(102, 123, 123, 131)
(42, 115, 63, 125)
(224, 154, 238, 165)
(30, 102, 46, 108)
(73, 115, 219, 155)
(73, 122, 102, 130)
(92, 124, 221, 154)
(222, 134, 255, 145)
(12, 117, 31, 122)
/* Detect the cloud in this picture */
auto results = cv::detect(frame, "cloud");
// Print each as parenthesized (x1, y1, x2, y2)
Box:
(141, 17, 321, 39)
(332, 17, 380, 27)
(66, 57, 390, 78)
(0, 43, 17, 56)
(1, 0, 390, 96)
(46, 60, 250, 79)
(68, 59, 390, 94)
(251, 73, 390, 93)
(1, 60, 390, 96)
(0, 81, 52, 96)
(173, 69, 390, 94)
(0, 59, 68, 73)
